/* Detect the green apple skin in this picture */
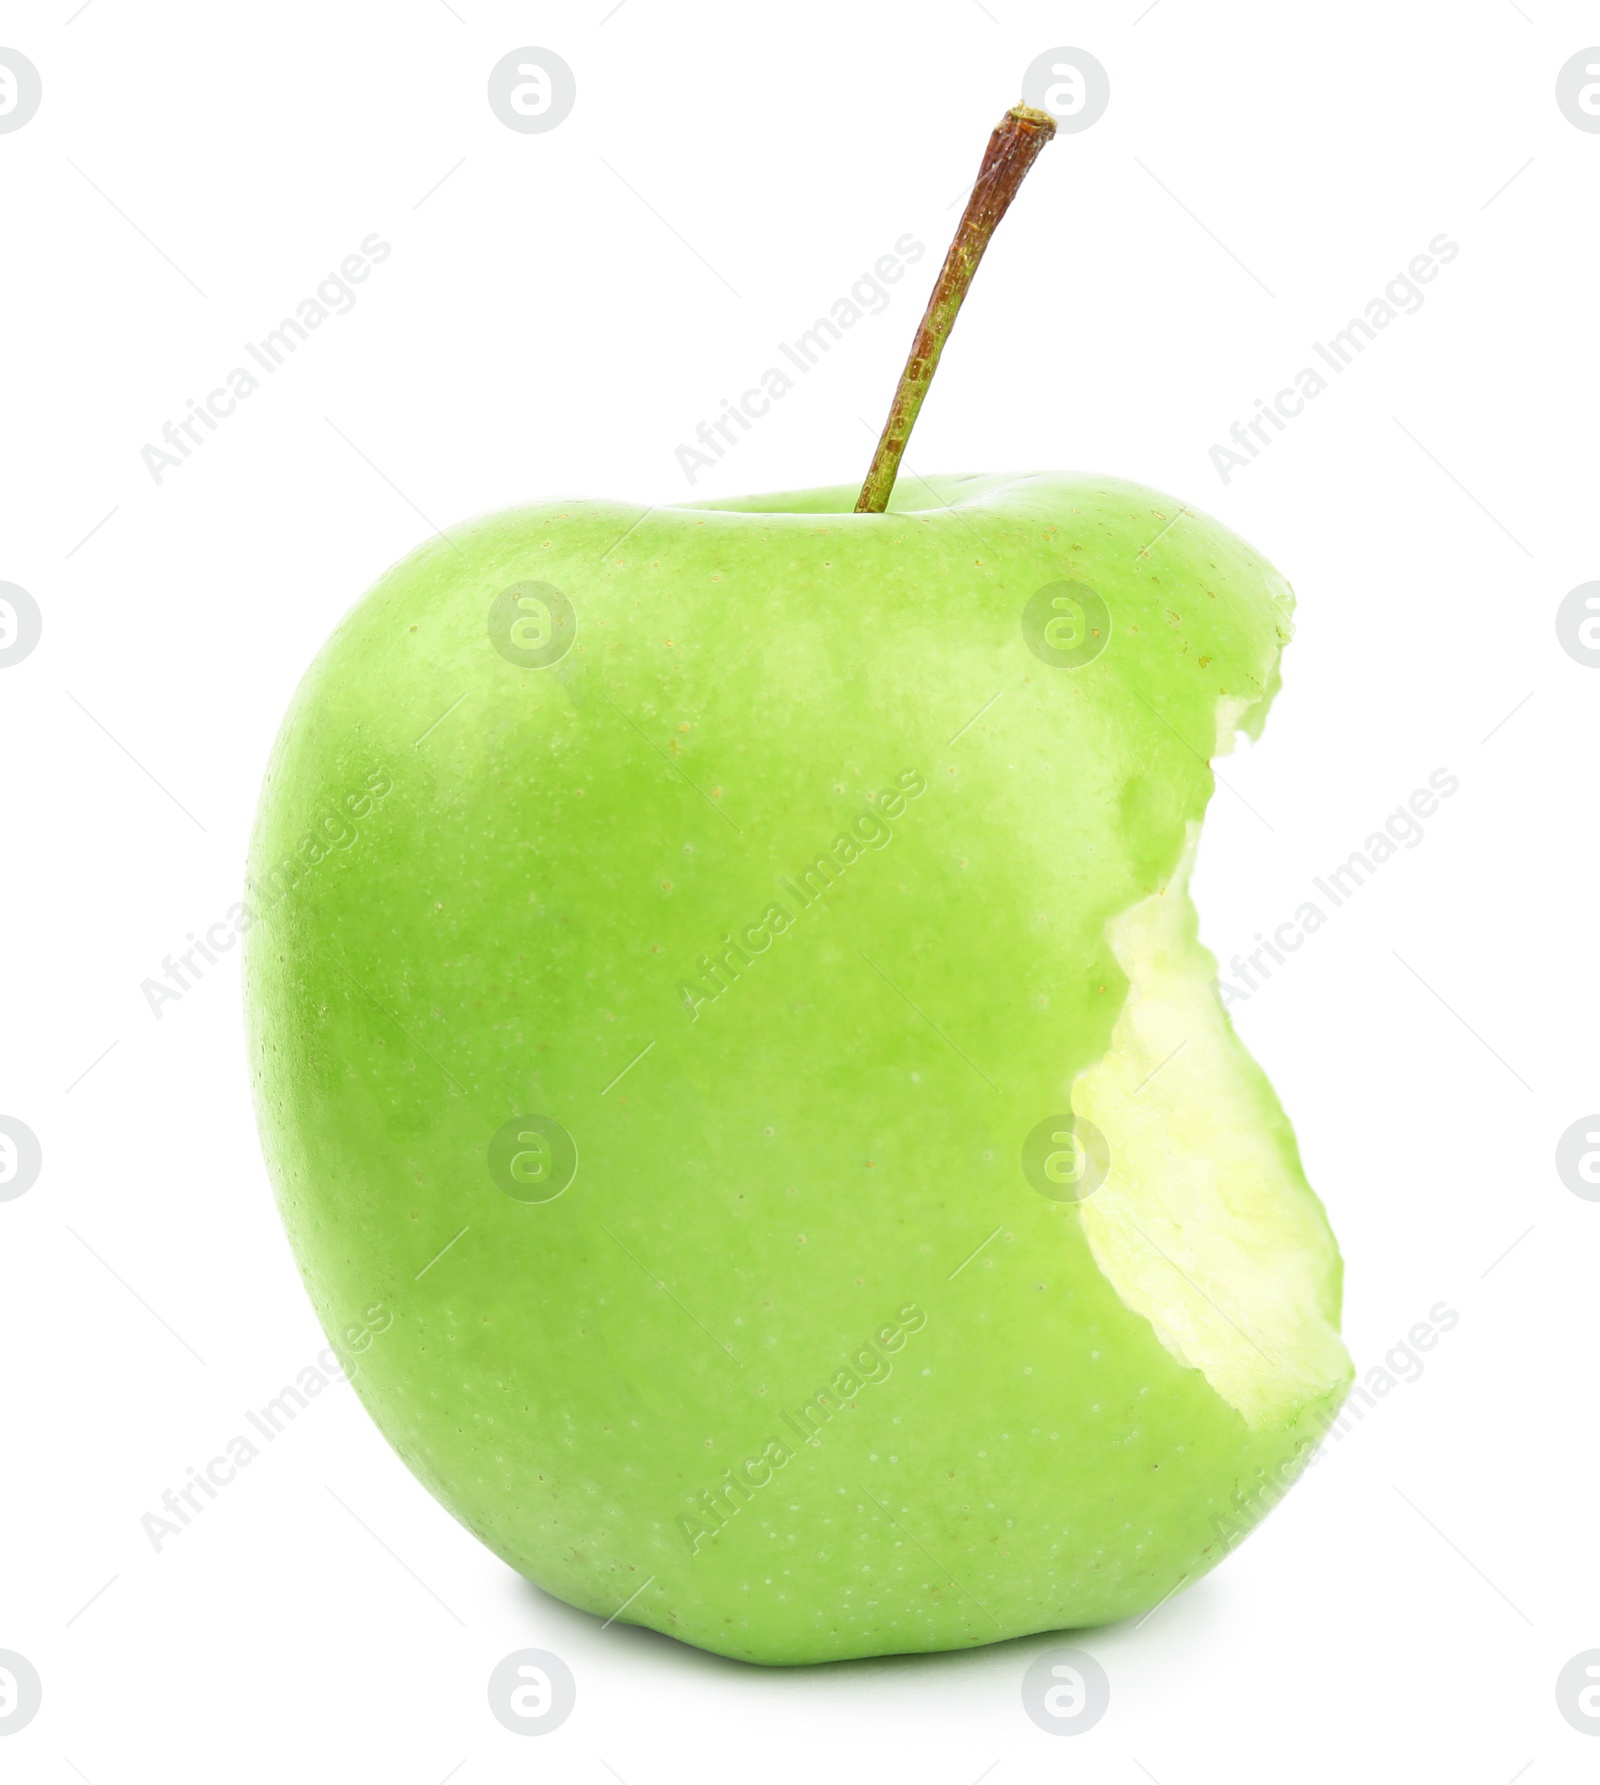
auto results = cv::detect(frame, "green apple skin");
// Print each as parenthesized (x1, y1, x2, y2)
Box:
(245, 473, 1352, 1666)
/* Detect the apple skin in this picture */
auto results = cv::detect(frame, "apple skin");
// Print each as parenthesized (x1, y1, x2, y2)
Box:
(244, 473, 1351, 1665)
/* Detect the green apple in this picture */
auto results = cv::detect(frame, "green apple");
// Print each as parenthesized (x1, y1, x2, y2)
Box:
(244, 105, 1351, 1666)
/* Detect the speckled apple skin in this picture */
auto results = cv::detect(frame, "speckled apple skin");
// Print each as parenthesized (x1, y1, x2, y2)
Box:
(244, 474, 1349, 1665)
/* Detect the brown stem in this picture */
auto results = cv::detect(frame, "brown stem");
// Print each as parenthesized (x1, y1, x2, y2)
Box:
(855, 103, 1057, 515)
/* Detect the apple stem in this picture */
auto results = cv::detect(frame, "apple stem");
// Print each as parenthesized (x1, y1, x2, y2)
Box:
(855, 103, 1057, 515)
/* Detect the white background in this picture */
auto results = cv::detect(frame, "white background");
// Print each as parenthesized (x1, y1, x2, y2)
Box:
(2, 2, 1595, 1779)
